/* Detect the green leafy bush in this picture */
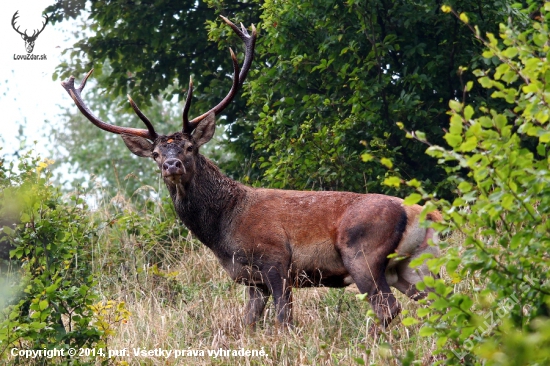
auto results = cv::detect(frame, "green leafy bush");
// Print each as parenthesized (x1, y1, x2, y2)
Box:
(400, 2, 550, 364)
(0, 152, 103, 363)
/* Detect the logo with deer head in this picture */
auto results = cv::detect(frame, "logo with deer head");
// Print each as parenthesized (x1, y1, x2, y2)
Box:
(11, 11, 48, 54)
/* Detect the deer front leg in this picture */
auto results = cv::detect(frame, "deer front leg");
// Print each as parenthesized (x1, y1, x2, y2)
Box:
(244, 285, 270, 328)
(266, 267, 293, 327)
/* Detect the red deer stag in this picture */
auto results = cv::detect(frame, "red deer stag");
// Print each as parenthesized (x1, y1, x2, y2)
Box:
(62, 16, 441, 330)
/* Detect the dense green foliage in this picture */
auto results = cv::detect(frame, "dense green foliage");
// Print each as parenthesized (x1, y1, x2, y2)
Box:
(239, 0, 518, 194)
(0, 153, 102, 362)
(49, 0, 520, 197)
(399, 2, 550, 364)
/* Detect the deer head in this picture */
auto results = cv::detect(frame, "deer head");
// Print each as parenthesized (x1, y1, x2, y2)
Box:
(61, 16, 256, 196)
(12, 11, 49, 54)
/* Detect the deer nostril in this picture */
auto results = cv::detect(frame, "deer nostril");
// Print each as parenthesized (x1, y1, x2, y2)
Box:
(163, 158, 184, 174)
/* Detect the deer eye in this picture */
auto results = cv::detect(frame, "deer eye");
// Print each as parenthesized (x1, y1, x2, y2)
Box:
(152, 152, 159, 159)
(187, 146, 194, 152)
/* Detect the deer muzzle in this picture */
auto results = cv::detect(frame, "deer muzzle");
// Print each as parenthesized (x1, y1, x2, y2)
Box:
(162, 158, 185, 181)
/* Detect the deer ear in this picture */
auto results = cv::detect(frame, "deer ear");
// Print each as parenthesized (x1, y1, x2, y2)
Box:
(193, 112, 216, 147)
(121, 134, 153, 158)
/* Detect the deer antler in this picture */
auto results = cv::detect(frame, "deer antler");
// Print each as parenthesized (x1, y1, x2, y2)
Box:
(182, 16, 257, 133)
(182, 48, 240, 133)
(61, 69, 158, 140)
(182, 77, 194, 134)
(62, 17, 255, 139)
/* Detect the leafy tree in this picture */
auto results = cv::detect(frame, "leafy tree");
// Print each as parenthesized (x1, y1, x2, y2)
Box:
(49, 0, 519, 196)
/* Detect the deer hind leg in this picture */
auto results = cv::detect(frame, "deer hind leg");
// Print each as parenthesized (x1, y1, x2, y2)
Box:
(392, 263, 428, 301)
(338, 207, 408, 328)
(341, 247, 401, 328)
(244, 285, 270, 328)
(393, 237, 441, 301)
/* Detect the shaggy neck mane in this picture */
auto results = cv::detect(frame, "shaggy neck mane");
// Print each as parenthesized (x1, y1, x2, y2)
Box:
(168, 154, 248, 248)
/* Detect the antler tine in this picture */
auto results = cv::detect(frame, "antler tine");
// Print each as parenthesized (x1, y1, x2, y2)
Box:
(127, 95, 158, 139)
(187, 16, 256, 127)
(182, 76, 194, 134)
(188, 47, 240, 129)
(61, 69, 157, 140)
(220, 16, 257, 85)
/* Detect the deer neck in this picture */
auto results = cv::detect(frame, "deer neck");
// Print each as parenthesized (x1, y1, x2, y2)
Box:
(167, 154, 248, 248)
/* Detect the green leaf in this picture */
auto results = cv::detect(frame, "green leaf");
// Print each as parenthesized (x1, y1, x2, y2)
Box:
(460, 136, 478, 152)
(407, 179, 421, 188)
(419, 326, 436, 337)
(417, 308, 431, 317)
(458, 181, 472, 192)
(539, 132, 550, 143)
(479, 116, 493, 128)
(464, 105, 474, 120)
(449, 114, 463, 134)
(482, 50, 494, 58)
(444, 133, 462, 148)
(415, 131, 427, 141)
(380, 158, 393, 169)
(403, 193, 422, 206)
(39, 300, 48, 311)
(402, 317, 419, 326)
(436, 336, 448, 348)
(361, 153, 374, 162)
(502, 47, 518, 59)
(3, 226, 14, 236)
(423, 276, 435, 287)
(501, 194, 515, 210)
(20, 213, 30, 223)
(383, 176, 401, 188)
(494, 114, 507, 130)
(449, 100, 463, 112)
(479, 76, 493, 88)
